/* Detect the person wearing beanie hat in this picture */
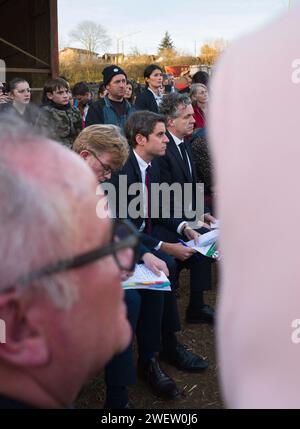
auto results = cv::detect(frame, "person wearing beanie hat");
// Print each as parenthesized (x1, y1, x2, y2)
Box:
(102, 65, 127, 87)
(86, 65, 135, 131)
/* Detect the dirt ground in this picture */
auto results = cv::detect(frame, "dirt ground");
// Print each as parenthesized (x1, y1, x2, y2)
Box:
(76, 265, 223, 409)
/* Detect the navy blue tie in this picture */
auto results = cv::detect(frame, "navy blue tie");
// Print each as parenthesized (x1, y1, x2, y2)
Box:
(179, 142, 191, 176)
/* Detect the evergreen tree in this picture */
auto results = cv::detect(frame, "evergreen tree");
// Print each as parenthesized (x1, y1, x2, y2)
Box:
(158, 31, 175, 52)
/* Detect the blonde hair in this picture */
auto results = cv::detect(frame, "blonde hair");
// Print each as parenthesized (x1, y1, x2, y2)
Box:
(73, 124, 129, 169)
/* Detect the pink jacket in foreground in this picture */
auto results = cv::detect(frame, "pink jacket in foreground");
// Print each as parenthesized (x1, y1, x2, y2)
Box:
(210, 4, 300, 408)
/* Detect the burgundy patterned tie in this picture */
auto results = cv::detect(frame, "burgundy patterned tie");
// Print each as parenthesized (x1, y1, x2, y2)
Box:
(145, 165, 151, 235)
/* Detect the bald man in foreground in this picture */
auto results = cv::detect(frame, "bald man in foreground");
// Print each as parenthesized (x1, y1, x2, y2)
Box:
(210, 5, 300, 408)
(0, 117, 138, 408)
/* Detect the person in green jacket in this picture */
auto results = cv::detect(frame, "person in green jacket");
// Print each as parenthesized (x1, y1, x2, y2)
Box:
(39, 78, 82, 149)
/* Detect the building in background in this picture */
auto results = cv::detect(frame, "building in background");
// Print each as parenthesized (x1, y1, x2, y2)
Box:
(60, 48, 99, 64)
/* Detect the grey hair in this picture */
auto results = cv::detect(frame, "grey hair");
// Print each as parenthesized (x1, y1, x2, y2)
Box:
(159, 93, 192, 119)
(0, 116, 79, 309)
(189, 84, 208, 103)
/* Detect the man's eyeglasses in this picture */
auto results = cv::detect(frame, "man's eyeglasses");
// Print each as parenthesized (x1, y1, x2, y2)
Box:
(16, 88, 32, 94)
(10, 219, 140, 289)
(87, 149, 112, 175)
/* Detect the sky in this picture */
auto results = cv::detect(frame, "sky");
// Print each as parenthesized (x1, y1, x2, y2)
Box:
(58, 0, 297, 55)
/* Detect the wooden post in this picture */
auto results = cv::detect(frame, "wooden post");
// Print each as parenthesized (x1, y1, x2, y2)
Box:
(50, 0, 59, 78)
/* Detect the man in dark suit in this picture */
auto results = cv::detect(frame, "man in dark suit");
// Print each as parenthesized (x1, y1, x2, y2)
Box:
(158, 92, 215, 324)
(108, 111, 208, 389)
(74, 124, 174, 408)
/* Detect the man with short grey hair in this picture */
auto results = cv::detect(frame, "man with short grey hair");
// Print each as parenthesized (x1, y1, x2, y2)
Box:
(0, 119, 137, 408)
(156, 93, 215, 328)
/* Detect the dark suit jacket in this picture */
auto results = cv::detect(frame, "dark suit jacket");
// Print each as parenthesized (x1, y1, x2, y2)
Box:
(134, 89, 159, 113)
(109, 149, 182, 256)
(156, 131, 206, 221)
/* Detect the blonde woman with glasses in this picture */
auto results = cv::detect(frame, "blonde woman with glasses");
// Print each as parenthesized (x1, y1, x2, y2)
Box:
(73, 124, 129, 182)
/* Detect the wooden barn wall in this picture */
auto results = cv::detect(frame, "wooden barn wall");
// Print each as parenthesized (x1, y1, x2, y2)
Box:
(0, 0, 58, 100)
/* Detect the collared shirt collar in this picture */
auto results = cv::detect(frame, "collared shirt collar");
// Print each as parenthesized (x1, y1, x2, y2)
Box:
(169, 131, 184, 148)
(133, 150, 151, 173)
(147, 87, 163, 106)
(132, 150, 151, 233)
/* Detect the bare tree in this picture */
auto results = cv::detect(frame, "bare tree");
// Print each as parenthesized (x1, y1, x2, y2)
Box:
(69, 20, 111, 54)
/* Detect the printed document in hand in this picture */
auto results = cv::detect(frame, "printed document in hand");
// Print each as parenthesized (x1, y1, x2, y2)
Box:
(122, 264, 171, 291)
(210, 219, 221, 229)
(186, 229, 221, 259)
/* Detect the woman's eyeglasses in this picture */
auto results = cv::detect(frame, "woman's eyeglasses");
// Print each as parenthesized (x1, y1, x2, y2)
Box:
(87, 149, 112, 175)
(16, 88, 32, 94)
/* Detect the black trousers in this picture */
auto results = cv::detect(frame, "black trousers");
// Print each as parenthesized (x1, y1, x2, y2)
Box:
(151, 249, 181, 334)
(105, 287, 164, 386)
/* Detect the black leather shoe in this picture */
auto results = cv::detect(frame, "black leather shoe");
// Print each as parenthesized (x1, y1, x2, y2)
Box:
(186, 304, 215, 325)
(160, 342, 208, 372)
(138, 357, 180, 400)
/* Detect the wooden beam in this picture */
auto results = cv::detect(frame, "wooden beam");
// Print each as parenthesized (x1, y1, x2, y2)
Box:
(6, 68, 51, 74)
(0, 37, 50, 67)
(49, 0, 59, 78)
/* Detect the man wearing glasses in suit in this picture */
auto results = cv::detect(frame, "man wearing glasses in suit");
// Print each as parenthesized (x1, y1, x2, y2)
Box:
(158, 93, 215, 326)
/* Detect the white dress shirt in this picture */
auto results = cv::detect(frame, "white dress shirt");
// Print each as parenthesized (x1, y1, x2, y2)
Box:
(133, 150, 150, 233)
(168, 132, 192, 231)
(147, 87, 163, 107)
(133, 150, 186, 251)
